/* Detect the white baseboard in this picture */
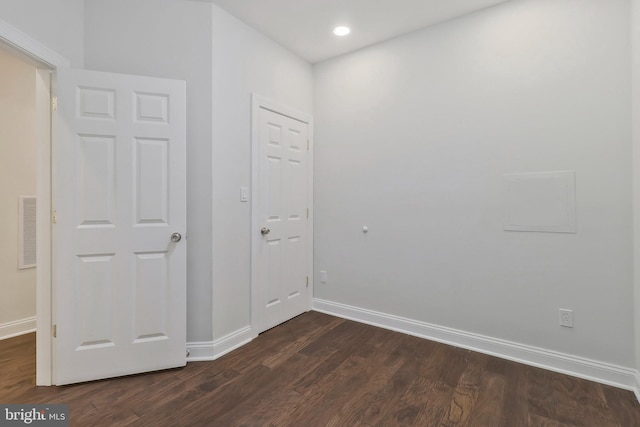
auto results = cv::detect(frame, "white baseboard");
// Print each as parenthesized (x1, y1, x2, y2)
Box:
(213, 326, 253, 360)
(0, 316, 36, 340)
(187, 326, 253, 362)
(186, 341, 215, 362)
(313, 298, 639, 397)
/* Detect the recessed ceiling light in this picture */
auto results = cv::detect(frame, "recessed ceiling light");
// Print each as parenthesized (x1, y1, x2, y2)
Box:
(333, 26, 351, 37)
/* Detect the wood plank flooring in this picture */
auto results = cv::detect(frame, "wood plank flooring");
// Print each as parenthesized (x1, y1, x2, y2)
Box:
(1, 311, 639, 426)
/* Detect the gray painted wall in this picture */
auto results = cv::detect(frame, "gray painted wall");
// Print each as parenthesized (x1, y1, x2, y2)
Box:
(313, 0, 634, 367)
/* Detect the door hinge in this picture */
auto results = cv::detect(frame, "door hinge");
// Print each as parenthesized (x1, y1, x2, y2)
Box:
(306, 276, 309, 287)
(307, 139, 309, 151)
(53, 324, 57, 338)
(306, 208, 309, 219)
(52, 96, 58, 112)
(52, 211, 57, 224)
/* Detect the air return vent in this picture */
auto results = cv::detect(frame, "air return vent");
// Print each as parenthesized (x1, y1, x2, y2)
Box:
(19, 196, 36, 269)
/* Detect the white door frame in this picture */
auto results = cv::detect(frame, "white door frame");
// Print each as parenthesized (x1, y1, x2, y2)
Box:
(250, 94, 314, 337)
(0, 18, 70, 386)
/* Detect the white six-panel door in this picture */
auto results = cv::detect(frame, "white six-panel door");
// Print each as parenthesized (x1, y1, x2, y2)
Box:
(252, 98, 312, 334)
(54, 68, 186, 385)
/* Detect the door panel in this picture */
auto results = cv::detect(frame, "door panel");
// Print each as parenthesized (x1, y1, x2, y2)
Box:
(135, 137, 169, 224)
(133, 251, 168, 342)
(55, 68, 186, 385)
(254, 106, 310, 333)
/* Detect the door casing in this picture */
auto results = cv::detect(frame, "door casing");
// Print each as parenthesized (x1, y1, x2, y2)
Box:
(250, 94, 314, 337)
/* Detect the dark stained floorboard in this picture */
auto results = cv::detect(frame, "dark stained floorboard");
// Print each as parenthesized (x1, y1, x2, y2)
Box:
(1, 311, 639, 426)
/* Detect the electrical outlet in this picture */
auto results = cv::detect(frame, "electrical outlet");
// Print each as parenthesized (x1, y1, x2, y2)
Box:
(559, 309, 573, 328)
(319, 270, 327, 283)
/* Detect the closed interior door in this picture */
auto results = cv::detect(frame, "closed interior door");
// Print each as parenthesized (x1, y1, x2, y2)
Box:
(54, 68, 187, 385)
(253, 103, 311, 334)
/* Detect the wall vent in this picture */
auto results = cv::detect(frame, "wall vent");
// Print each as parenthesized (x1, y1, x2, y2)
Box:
(19, 195, 36, 269)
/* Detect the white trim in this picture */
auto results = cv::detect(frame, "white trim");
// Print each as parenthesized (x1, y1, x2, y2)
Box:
(186, 326, 253, 362)
(35, 68, 52, 386)
(0, 317, 36, 340)
(0, 18, 69, 69)
(213, 326, 253, 359)
(313, 298, 639, 395)
(250, 94, 314, 334)
(186, 341, 215, 362)
(635, 371, 640, 403)
(632, 0, 640, 408)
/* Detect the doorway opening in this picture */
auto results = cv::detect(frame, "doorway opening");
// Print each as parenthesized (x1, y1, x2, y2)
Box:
(250, 94, 314, 336)
(0, 20, 60, 385)
(0, 46, 38, 341)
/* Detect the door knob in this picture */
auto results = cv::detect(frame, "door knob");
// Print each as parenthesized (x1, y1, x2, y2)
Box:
(171, 232, 182, 242)
(261, 227, 271, 235)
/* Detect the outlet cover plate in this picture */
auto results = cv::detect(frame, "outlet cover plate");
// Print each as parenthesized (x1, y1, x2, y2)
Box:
(559, 309, 573, 328)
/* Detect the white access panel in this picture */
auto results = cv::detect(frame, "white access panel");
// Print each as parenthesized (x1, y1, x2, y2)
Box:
(503, 171, 576, 233)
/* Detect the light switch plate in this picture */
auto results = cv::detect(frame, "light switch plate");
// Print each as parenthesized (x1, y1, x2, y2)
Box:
(319, 270, 327, 283)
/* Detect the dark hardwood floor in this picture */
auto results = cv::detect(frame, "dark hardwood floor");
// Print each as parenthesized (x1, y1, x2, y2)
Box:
(1, 311, 639, 426)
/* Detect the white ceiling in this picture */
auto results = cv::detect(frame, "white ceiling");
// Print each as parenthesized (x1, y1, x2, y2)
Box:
(209, 0, 511, 64)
